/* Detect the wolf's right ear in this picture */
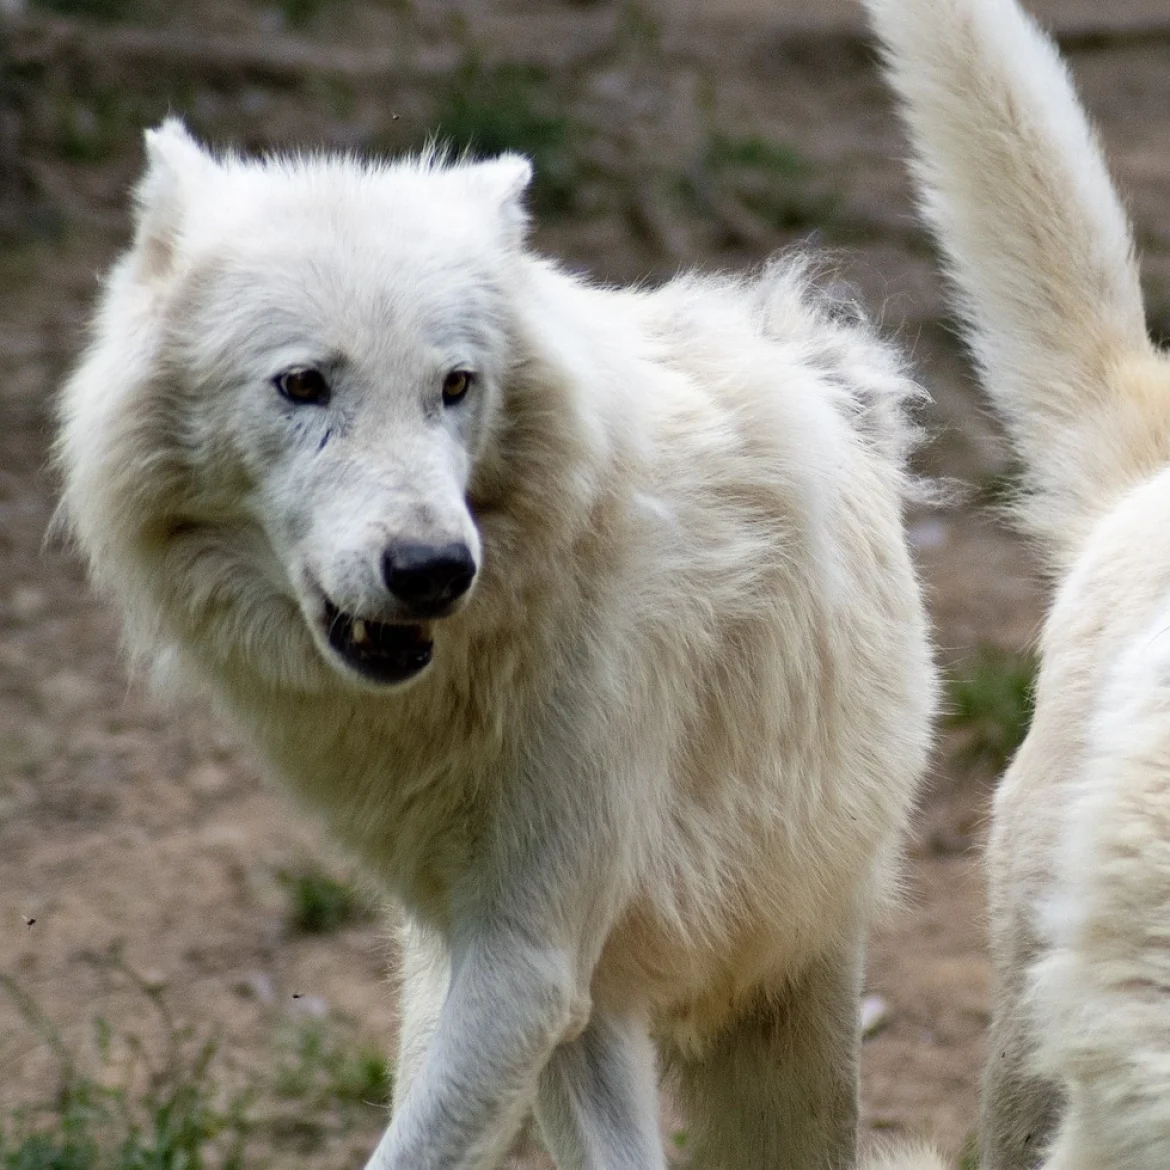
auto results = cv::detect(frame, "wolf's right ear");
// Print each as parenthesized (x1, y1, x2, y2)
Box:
(131, 119, 213, 282)
(468, 153, 533, 249)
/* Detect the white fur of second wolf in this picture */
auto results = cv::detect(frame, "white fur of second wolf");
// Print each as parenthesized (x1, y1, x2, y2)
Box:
(1030, 594, 1170, 1170)
(864, 0, 1170, 1166)
(57, 121, 938, 1170)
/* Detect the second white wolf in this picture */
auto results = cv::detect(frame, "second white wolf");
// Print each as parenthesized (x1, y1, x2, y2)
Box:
(866, 0, 1170, 1167)
(57, 122, 939, 1168)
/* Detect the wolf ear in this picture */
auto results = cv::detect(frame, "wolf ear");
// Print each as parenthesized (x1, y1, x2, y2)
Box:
(470, 154, 533, 247)
(132, 119, 213, 281)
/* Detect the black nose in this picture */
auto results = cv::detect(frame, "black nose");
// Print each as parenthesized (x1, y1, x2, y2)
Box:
(382, 541, 476, 612)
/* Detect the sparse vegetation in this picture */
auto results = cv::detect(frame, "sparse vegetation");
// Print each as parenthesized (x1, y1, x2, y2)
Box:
(958, 1132, 979, 1170)
(274, 1016, 391, 1111)
(0, 34, 52, 244)
(0, 973, 251, 1170)
(0, 968, 396, 1170)
(27, 0, 141, 21)
(277, 863, 372, 935)
(55, 91, 138, 164)
(276, 0, 346, 31)
(433, 59, 581, 215)
(946, 646, 1037, 774)
(703, 133, 813, 182)
(678, 131, 839, 238)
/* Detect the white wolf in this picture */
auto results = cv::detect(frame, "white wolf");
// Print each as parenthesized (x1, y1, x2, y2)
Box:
(57, 120, 939, 1170)
(865, 0, 1170, 1166)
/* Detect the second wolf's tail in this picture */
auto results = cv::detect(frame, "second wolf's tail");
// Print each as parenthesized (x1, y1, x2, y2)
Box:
(863, 0, 1167, 568)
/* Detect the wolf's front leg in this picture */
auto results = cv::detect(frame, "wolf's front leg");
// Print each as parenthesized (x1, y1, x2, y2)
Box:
(392, 919, 449, 1108)
(366, 929, 589, 1170)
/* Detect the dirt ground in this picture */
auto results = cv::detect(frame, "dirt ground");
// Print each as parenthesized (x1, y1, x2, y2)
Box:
(2, 1, 1168, 1164)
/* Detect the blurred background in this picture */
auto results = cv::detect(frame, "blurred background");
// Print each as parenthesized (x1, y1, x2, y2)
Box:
(1, 0, 1168, 1165)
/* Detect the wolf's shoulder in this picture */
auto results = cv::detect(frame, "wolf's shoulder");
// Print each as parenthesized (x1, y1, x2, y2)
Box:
(618, 257, 925, 472)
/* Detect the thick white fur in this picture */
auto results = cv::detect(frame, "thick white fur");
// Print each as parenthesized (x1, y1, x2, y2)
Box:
(58, 121, 938, 1169)
(863, 1146, 950, 1170)
(1030, 593, 1170, 1170)
(863, 0, 1158, 573)
(864, 0, 1170, 1166)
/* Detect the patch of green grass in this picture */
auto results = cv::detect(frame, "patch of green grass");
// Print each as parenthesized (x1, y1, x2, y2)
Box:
(686, 132, 839, 234)
(274, 1017, 391, 1111)
(277, 863, 371, 935)
(27, 0, 140, 21)
(957, 1131, 979, 1170)
(703, 133, 812, 180)
(0, 973, 251, 1170)
(276, 0, 344, 30)
(433, 59, 580, 215)
(305, 74, 357, 122)
(55, 91, 138, 165)
(1, 960, 395, 1170)
(946, 647, 1037, 774)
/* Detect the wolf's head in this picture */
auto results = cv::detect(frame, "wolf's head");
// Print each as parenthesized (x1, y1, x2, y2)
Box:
(58, 121, 535, 692)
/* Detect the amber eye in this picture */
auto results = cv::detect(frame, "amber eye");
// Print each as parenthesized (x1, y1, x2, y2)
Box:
(441, 369, 473, 407)
(275, 367, 330, 406)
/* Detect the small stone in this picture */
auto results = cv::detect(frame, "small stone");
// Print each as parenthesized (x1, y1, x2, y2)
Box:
(861, 993, 892, 1039)
(288, 993, 328, 1019)
(140, 968, 168, 992)
(188, 763, 230, 795)
(908, 517, 949, 550)
(234, 971, 276, 1004)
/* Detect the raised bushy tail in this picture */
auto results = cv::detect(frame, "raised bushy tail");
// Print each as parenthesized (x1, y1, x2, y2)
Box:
(863, 0, 1170, 568)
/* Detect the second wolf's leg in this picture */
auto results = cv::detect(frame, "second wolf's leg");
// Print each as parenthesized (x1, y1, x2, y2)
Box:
(665, 940, 862, 1170)
(980, 906, 1062, 1170)
(980, 1003, 1061, 1170)
(534, 1008, 666, 1170)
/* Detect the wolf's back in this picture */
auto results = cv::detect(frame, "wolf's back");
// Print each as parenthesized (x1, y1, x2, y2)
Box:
(864, 0, 1169, 569)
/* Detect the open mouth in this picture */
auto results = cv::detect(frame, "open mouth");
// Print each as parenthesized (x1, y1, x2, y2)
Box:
(323, 600, 433, 685)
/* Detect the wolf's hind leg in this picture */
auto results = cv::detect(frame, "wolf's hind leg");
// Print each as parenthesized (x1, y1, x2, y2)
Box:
(665, 941, 862, 1170)
(534, 1009, 666, 1170)
(979, 1003, 1060, 1170)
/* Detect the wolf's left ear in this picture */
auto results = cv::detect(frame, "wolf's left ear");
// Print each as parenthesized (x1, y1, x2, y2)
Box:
(132, 119, 214, 282)
(471, 154, 534, 247)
